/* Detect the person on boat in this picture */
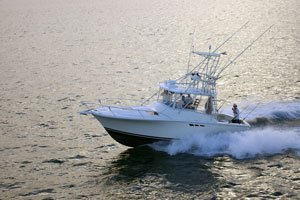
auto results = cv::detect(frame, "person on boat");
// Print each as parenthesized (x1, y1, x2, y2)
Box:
(161, 90, 171, 105)
(232, 103, 240, 123)
(184, 94, 193, 108)
(177, 95, 185, 109)
(205, 96, 213, 114)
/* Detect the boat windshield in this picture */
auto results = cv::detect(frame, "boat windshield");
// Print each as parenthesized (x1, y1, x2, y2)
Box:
(158, 89, 215, 113)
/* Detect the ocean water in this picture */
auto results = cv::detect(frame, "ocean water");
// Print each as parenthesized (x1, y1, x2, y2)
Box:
(0, 0, 300, 199)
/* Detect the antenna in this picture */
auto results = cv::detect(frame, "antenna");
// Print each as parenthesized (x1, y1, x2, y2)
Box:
(187, 28, 196, 74)
(216, 25, 273, 78)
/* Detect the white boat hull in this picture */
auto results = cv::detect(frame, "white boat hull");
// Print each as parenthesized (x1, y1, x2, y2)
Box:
(93, 113, 250, 147)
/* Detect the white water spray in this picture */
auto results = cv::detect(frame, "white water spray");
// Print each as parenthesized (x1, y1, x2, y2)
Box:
(151, 128, 300, 159)
(151, 101, 300, 159)
(221, 101, 300, 121)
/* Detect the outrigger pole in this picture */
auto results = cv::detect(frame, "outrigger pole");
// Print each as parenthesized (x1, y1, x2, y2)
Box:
(216, 25, 274, 78)
(188, 21, 249, 73)
(178, 22, 249, 82)
(213, 21, 249, 53)
(242, 103, 260, 121)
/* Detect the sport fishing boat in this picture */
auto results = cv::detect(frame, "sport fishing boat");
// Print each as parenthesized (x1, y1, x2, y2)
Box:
(79, 24, 272, 147)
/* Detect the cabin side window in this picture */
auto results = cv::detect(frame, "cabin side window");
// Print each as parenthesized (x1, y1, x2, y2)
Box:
(174, 94, 194, 109)
(158, 89, 215, 113)
(160, 90, 174, 106)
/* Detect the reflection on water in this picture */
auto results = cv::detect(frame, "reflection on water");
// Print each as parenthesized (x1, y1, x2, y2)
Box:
(106, 146, 216, 185)
(102, 146, 300, 199)
(0, 0, 300, 199)
(103, 146, 218, 199)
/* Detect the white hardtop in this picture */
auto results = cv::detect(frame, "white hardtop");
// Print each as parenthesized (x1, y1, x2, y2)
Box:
(157, 81, 215, 96)
(192, 51, 220, 57)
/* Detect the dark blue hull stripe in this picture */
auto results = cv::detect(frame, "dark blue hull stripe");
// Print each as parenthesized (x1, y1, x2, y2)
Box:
(104, 127, 172, 147)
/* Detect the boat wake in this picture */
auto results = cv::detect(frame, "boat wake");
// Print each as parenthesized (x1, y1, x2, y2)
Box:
(221, 101, 300, 126)
(150, 101, 300, 159)
(150, 128, 300, 159)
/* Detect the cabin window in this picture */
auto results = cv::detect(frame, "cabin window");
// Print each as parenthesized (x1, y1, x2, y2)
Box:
(146, 111, 159, 116)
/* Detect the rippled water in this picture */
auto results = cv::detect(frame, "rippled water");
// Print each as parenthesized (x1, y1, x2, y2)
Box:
(1, 0, 300, 199)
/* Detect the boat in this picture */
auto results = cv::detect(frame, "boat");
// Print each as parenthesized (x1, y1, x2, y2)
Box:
(79, 24, 272, 147)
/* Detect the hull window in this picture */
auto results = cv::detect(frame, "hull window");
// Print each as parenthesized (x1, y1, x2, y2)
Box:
(189, 124, 205, 127)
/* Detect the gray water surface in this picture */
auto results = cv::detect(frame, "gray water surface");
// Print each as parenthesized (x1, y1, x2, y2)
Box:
(1, 0, 300, 199)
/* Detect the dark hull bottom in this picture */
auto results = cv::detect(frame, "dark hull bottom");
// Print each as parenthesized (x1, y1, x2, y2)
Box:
(104, 127, 171, 147)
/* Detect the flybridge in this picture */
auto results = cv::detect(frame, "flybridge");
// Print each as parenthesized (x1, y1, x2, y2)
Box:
(157, 81, 214, 96)
(153, 22, 273, 112)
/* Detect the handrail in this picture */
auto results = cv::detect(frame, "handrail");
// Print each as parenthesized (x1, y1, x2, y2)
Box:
(80, 101, 99, 110)
(141, 90, 160, 106)
(81, 99, 174, 120)
(99, 98, 143, 107)
(98, 97, 142, 103)
(80, 98, 143, 110)
(104, 105, 173, 120)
